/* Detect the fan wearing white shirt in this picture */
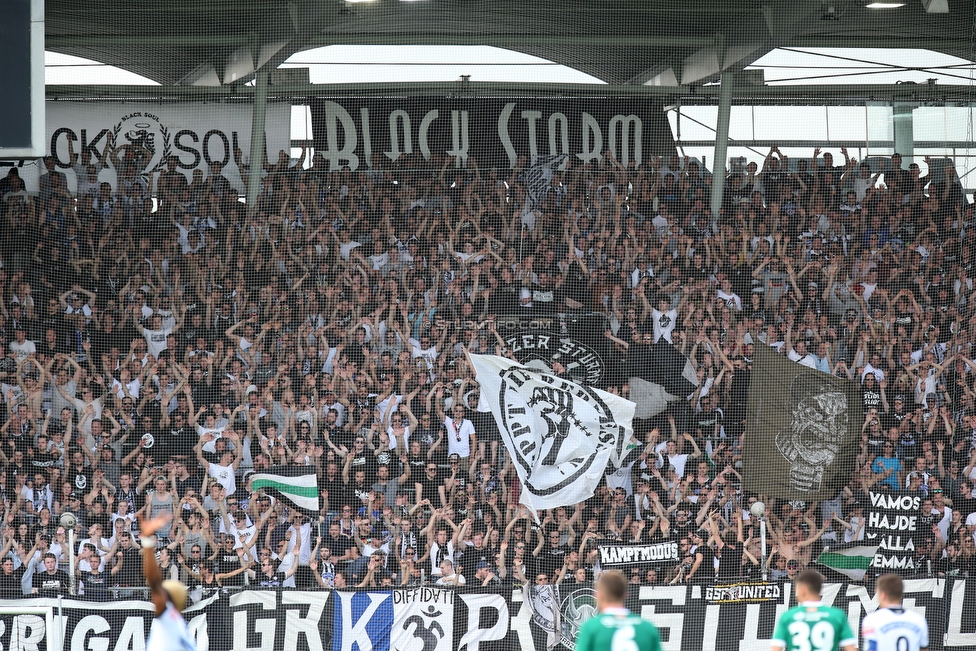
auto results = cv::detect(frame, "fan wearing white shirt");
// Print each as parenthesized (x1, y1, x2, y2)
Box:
(195, 432, 242, 497)
(715, 278, 742, 311)
(135, 310, 187, 360)
(785, 331, 817, 369)
(437, 401, 476, 467)
(655, 433, 702, 479)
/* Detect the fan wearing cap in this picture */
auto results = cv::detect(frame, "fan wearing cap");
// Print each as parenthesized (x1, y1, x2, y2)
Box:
(138, 512, 195, 651)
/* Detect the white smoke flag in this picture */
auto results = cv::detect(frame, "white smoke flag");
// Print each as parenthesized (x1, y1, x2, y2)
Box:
(523, 582, 562, 651)
(469, 354, 635, 514)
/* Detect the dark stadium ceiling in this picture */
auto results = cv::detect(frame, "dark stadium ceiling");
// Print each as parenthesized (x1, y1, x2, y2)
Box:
(45, 0, 972, 92)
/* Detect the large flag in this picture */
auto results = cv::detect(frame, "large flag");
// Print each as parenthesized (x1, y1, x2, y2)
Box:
(743, 343, 862, 501)
(470, 354, 634, 513)
(628, 341, 699, 419)
(522, 153, 569, 209)
(249, 465, 321, 515)
(815, 543, 879, 581)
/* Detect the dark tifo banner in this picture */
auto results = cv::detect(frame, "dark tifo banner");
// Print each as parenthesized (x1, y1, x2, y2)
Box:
(492, 313, 614, 387)
(744, 343, 863, 502)
(310, 98, 676, 171)
(866, 490, 920, 571)
(2, 579, 975, 651)
(598, 541, 680, 568)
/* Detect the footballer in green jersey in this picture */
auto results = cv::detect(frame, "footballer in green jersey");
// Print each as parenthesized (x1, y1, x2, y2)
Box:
(772, 569, 857, 651)
(576, 571, 662, 651)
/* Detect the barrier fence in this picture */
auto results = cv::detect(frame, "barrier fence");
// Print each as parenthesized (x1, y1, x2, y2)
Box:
(1, 579, 975, 651)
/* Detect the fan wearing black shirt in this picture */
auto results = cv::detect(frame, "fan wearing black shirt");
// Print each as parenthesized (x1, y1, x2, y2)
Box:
(415, 462, 447, 507)
(342, 462, 374, 515)
(0, 556, 24, 598)
(709, 511, 755, 580)
(320, 461, 344, 515)
(113, 533, 144, 587)
(321, 522, 359, 563)
(156, 410, 196, 461)
(533, 526, 570, 576)
(28, 434, 60, 472)
(32, 553, 69, 595)
(457, 522, 492, 579)
(953, 482, 976, 522)
(65, 449, 91, 493)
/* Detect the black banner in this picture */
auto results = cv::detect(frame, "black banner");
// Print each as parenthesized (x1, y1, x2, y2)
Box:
(0, 579, 972, 650)
(598, 541, 680, 568)
(310, 98, 676, 171)
(866, 490, 921, 571)
(492, 313, 614, 386)
(704, 581, 782, 604)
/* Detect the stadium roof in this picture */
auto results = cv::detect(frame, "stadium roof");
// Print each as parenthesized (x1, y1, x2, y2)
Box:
(45, 0, 973, 90)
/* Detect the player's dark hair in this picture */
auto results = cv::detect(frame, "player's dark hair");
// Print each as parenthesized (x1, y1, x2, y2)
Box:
(876, 573, 903, 603)
(795, 569, 823, 596)
(597, 570, 629, 603)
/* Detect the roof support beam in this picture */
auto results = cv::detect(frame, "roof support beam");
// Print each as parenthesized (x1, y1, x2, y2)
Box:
(786, 36, 968, 48)
(47, 34, 253, 47)
(47, 33, 715, 49)
(309, 34, 715, 47)
(42, 81, 976, 102)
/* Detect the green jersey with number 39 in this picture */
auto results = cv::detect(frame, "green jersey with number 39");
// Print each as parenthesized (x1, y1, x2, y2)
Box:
(575, 608, 662, 651)
(772, 602, 857, 651)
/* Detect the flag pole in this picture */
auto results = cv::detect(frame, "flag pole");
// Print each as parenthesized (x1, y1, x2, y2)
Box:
(760, 517, 767, 581)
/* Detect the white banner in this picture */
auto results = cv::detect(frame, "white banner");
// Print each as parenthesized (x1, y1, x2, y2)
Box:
(392, 588, 454, 651)
(470, 354, 634, 513)
(15, 102, 291, 194)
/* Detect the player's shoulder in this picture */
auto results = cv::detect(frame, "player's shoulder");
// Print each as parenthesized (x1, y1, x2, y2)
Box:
(899, 608, 928, 627)
(638, 618, 662, 638)
(830, 606, 855, 628)
(863, 606, 928, 630)
(814, 604, 848, 619)
(580, 613, 613, 633)
(780, 604, 807, 618)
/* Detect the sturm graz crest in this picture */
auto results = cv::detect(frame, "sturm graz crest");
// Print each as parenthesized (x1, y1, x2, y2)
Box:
(559, 588, 597, 651)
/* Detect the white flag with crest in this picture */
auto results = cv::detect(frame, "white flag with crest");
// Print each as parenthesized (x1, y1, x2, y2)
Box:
(469, 354, 635, 513)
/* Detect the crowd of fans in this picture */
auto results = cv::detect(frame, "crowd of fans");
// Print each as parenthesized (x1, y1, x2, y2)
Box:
(0, 142, 974, 602)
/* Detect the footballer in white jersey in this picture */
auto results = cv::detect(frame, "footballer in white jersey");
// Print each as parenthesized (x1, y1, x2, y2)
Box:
(861, 574, 929, 651)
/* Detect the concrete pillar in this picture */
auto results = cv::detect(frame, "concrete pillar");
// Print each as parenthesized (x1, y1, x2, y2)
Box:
(710, 70, 734, 220)
(893, 102, 914, 164)
(246, 70, 270, 208)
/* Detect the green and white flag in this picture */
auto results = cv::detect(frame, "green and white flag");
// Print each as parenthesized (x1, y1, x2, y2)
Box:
(249, 466, 320, 515)
(815, 543, 879, 581)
